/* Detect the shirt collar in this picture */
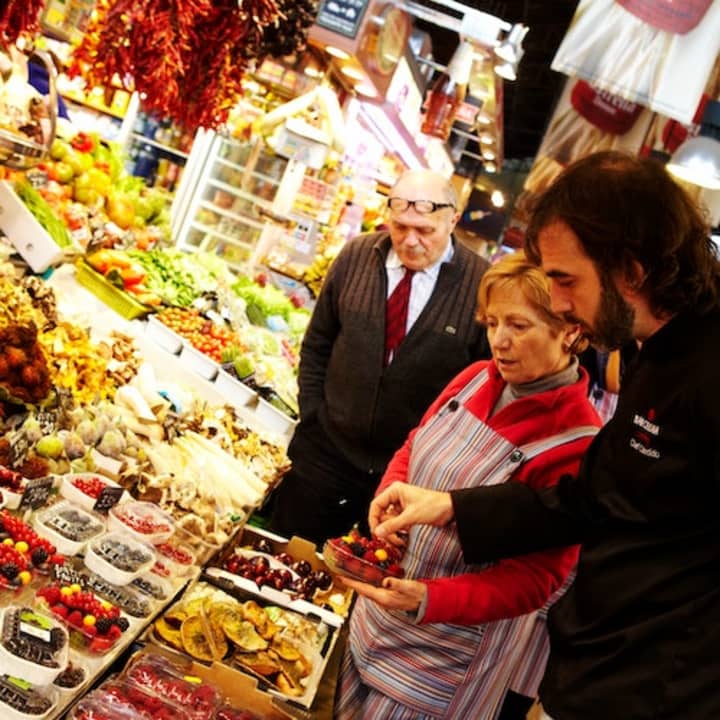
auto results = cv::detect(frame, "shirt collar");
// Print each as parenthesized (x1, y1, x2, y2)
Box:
(386, 239, 455, 276)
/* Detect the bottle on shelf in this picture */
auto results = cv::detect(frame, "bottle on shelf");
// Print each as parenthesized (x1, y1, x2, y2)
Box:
(421, 39, 475, 142)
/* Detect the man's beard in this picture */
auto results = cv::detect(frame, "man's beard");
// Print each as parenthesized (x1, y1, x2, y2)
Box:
(588, 277, 636, 351)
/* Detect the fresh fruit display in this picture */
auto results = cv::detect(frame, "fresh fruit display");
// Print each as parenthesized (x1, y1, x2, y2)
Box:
(125, 653, 221, 720)
(155, 307, 237, 363)
(0, 322, 52, 404)
(324, 528, 405, 587)
(84, 249, 162, 308)
(153, 538, 196, 578)
(0, 510, 63, 581)
(36, 582, 129, 655)
(0, 606, 68, 685)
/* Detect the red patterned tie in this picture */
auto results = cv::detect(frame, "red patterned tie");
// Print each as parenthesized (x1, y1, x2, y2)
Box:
(385, 267, 415, 366)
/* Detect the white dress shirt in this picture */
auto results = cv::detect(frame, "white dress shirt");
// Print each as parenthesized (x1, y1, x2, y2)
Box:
(385, 241, 455, 333)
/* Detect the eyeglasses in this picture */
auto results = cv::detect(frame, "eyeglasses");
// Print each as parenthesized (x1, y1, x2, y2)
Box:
(387, 198, 456, 214)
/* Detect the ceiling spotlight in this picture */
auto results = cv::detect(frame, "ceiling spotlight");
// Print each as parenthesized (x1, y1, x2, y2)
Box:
(325, 46, 350, 60)
(304, 66, 324, 78)
(491, 190, 505, 207)
(476, 113, 493, 125)
(494, 60, 518, 81)
(482, 150, 496, 160)
(495, 24, 529, 64)
(485, 162, 497, 173)
(479, 134, 494, 145)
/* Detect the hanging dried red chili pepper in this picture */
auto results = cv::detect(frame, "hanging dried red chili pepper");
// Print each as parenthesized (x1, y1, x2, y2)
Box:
(68, 0, 312, 134)
(0, 0, 46, 47)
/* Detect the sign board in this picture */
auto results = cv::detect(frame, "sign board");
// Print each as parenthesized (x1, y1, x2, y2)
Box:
(315, 0, 370, 39)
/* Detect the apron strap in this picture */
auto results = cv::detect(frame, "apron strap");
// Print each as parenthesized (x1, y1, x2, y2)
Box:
(517, 424, 600, 462)
(441, 368, 490, 412)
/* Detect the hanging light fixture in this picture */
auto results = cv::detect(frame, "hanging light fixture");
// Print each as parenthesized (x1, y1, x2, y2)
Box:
(495, 24, 529, 64)
(494, 23, 528, 81)
(667, 100, 720, 190)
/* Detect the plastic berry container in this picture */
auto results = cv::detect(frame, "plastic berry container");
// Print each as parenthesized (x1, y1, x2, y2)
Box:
(152, 538, 197, 578)
(108, 501, 175, 544)
(0, 606, 69, 686)
(322, 538, 405, 588)
(125, 653, 222, 720)
(84, 532, 156, 586)
(32, 501, 105, 556)
(0, 675, 59, 720)
(68, 694, 137, 720)
(59, 473, 126, 513)
(93, 675, 192, 719)
(131, 572, 173, 602)
(52, 660, 88, 693)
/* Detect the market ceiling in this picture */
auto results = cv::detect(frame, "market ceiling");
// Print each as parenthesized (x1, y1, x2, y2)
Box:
(412, 0, 578, 166)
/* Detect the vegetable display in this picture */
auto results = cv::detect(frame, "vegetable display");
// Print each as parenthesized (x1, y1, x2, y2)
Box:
(69, 0, 317, 134)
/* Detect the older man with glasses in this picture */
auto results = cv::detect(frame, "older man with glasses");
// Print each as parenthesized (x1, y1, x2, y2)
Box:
(268, 169, 491, 546)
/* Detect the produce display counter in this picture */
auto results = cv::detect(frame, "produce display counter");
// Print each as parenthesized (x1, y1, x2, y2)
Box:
(0, 261, 347, 718)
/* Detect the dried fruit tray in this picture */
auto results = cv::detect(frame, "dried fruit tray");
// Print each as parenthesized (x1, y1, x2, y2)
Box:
(75, 260, 153, 321)
(148, 580, 336, 710)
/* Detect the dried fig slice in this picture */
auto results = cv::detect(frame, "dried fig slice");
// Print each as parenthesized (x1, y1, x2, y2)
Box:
(234, 650, 281, 676)
(276, 671, 303, 697)
(180, 615, 228, 662)
(224, 618, 268, 652)
(154, 617, 184, 651)
(271, 637, 300, 662)
(241, 600, 269, 634)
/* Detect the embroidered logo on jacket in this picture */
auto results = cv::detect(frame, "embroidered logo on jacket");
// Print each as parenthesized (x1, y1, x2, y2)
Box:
(630, 409, 660, 458)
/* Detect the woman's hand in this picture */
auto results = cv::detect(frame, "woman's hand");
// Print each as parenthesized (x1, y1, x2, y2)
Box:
(341, 575, 428, 613)
(369, 482, 454, 544)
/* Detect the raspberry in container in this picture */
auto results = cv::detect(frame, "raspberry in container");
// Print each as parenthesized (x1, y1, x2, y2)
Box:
(89, 675, 194, 720)
(108, 501, 175, 544)
(124, 652, 221, 720)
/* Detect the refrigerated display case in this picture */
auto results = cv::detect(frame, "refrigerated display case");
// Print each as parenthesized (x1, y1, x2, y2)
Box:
(171, 130, 290, 272)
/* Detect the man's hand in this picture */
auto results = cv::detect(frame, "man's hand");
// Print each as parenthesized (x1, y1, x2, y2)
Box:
(341, 575, 427, 613)
(370, 482, 454, 543)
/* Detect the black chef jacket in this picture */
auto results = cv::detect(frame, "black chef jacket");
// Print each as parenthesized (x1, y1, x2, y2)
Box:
(452, 308, 720, 719)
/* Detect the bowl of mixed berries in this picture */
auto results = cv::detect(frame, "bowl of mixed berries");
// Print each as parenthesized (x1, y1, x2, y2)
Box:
(323, 528, 404, 587)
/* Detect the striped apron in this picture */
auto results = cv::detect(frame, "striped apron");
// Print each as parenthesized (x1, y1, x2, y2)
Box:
(339, 369, 598, 719)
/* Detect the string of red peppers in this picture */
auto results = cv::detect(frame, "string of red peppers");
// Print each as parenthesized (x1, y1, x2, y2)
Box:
(69, 0, 280, 133)
(0, 0, 46, 47)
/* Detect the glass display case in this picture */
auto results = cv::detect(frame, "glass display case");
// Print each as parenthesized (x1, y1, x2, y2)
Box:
(172, 131, 290, 272)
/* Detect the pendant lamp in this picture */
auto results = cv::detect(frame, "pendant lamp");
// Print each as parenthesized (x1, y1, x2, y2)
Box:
(667, 100, 720, 190)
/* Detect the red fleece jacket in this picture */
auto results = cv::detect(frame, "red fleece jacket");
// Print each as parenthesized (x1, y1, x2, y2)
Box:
(377, 360, 601, 626)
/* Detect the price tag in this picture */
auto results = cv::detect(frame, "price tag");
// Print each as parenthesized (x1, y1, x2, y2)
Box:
(93, 485, 124, 513)
(19, 476, 54, 510)
(8, 436, 30, 467)
(53, 562, 83, 587)
(34, 410, 59, 435)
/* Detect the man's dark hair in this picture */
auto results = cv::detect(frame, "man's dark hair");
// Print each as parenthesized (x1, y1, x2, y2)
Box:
(525, 151, 720, 316)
